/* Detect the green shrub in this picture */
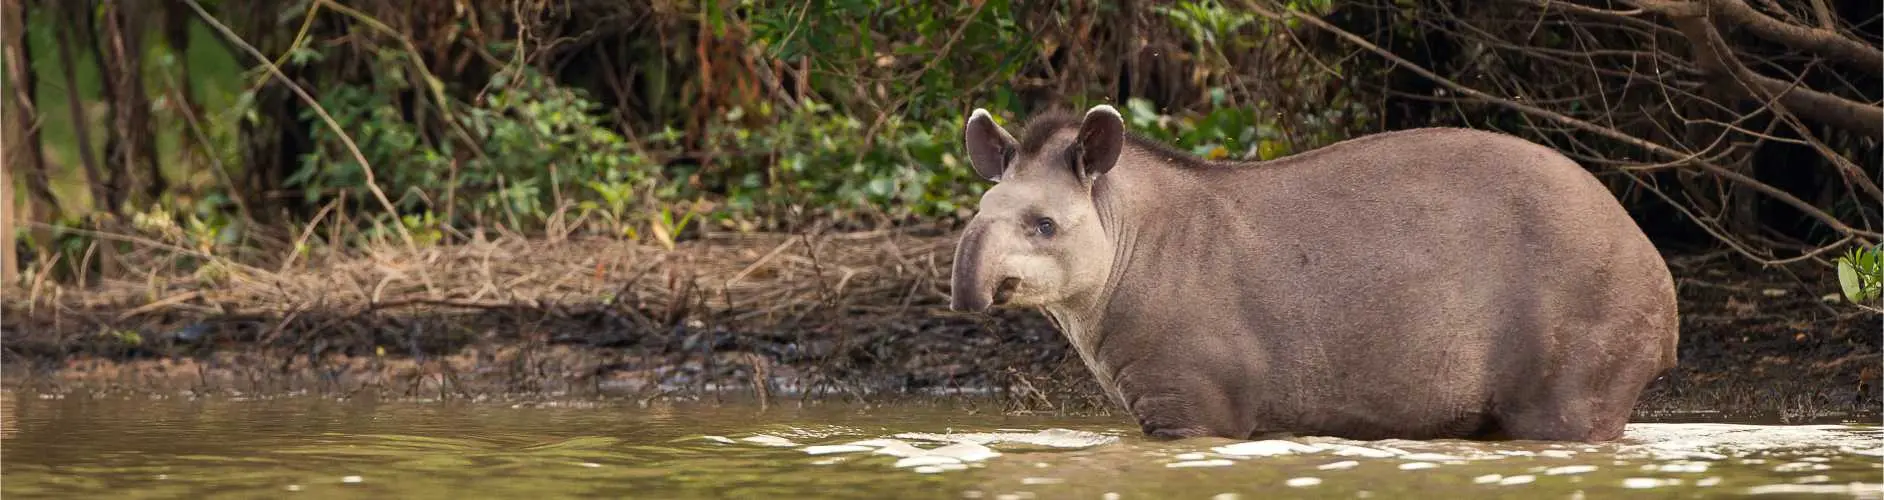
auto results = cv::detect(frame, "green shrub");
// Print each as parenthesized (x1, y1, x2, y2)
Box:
(294, 64, 666, 233)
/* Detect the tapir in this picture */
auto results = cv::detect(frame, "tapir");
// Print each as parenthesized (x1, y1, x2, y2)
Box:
(948, 104, 1679, 442)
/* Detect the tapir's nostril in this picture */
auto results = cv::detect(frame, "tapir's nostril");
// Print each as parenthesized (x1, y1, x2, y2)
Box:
(992, 277, 1020, 305)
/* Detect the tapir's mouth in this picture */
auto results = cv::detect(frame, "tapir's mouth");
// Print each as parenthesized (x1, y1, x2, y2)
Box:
(991, 277, 1020, 306)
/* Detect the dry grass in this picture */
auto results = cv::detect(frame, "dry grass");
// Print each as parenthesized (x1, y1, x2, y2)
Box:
(0, 225, 1110, 411)
(4, 225, 976, 344)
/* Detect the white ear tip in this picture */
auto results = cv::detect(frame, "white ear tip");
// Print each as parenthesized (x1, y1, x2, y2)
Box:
(970, 108, 993, 121)
(1085, 104, 1121, 120)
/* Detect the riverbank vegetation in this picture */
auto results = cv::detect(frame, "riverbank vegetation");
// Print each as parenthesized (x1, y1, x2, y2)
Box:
(2, 0, 1878, 413)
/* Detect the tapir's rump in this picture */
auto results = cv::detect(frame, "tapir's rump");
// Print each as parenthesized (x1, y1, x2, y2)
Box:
(949, 104, 1678, 442)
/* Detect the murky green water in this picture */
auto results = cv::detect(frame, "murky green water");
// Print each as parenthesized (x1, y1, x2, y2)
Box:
(2, 392, 1879, 499)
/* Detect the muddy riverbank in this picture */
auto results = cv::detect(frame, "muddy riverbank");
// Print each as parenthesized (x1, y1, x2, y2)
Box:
(2, 229, 1878, 421)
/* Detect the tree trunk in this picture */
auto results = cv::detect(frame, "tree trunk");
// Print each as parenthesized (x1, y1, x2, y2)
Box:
(1113, 0, 1136, 104)
(1, 0, 16, 288)
(163, 0, 200, 169)
(1, 155, 14, 289)
(53, 1, 107, 215)
(97, 0, 163, 213)
(231, 0, 315, 222)
(3, 0, 51, 286)
(88, 0, 168, 281)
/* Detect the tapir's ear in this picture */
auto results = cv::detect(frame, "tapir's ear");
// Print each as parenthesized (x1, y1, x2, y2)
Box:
(964, 108, 1018, 182)
(1075, 104, 1125, 182)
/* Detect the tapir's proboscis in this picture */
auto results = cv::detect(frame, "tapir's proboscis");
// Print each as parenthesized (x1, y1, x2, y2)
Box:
(948, 104, 1679, 442)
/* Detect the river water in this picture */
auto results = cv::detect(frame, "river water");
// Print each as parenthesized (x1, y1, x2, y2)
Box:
(2, 392, 1878, 499)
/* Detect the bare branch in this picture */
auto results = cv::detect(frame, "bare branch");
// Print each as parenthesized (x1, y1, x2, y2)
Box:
(1665, 10, 1884, 139)
(1509, 0, 1673, 36)
(1750, 0, 1800, 25)
(1629, 0, 1883, 75)
(1235, 0, 1881, 243)
(1809, 0, 1836, 30)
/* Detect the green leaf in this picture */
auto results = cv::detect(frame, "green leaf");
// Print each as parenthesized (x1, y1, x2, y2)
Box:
(867, 177, 895, 198)
(1122, 96, 1153, 118)
(1838, 246, 1882, 303)
(1839, 257, 1867, 302)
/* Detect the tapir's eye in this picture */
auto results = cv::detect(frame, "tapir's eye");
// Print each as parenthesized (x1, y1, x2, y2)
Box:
(1034, 217, 1057, 237)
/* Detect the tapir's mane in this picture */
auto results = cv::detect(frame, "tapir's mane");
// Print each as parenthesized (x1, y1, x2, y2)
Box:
(1014, 109, 1234, 170)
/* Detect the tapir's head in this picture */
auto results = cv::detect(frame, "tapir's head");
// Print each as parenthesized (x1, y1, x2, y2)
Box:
(949, 104, 1125, 313)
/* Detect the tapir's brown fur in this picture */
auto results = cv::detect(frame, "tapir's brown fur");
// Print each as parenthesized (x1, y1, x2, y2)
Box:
(949, 104, 1679, 442)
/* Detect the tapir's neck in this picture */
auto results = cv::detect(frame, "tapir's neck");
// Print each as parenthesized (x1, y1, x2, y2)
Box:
(1042, 144, 1245, 387)
(1040, 149, 1161, 377)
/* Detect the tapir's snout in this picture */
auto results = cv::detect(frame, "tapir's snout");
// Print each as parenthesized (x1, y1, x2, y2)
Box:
(950, 221, 1006, 313)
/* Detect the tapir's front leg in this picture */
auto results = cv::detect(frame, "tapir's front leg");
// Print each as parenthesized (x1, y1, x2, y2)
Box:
(1113, 369, 1242, 440)
(1130, 393, 1215, 439)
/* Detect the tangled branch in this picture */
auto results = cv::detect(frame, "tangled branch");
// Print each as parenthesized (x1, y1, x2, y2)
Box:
(1237, 0, 1880, 267)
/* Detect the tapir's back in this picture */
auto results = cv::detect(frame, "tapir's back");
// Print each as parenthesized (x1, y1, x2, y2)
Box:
(1104, 126, 1678, 440)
